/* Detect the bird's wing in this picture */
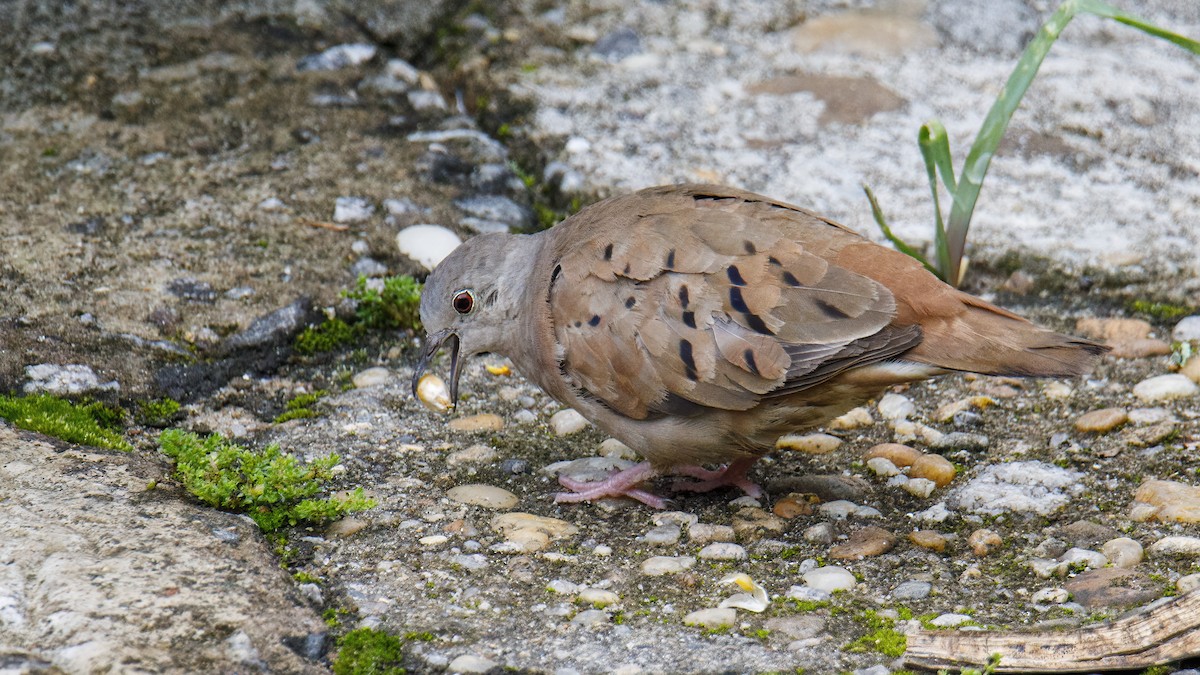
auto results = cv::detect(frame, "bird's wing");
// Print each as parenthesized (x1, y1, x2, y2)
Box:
(547, 189, 915, 419)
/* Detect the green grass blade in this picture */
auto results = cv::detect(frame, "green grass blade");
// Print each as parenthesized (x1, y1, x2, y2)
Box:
(1078, 0, 1200, 53)
(918, 122, 955, 279)
(862, 185, 937, 275)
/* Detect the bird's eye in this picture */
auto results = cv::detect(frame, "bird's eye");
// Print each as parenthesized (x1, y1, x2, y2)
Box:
(452, 289, 476, 315)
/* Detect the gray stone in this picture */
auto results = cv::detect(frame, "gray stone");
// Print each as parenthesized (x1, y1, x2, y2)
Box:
(592, 27, 642, 61)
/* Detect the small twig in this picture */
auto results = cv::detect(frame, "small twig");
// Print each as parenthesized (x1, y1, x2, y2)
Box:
(306, 221, 349, 232)
(904, 589, 1200, 672)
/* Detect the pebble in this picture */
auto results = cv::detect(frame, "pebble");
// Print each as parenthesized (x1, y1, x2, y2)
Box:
(1127, 407, 1174, 425)
(332, 196, 374, 224)
(448, 414, 504, 432)
(853, 667, 890, 675)
(547, 579, 580, 595)
(570, 609, 609, 627)
(578, 588, 620, 607)
(776, 432, 842, 454)
(934, 396, 994, 423)
(863, 443, 922, 468)
(892, 580, 932, 600)
(454, 195, 533, 230)
(1028, 558, 1069, 578)
(1174, 315, 1200, 341)
(1059, 548, 1107, 570)
(688, 523, 735, 544)
(698, 543, 747, 561)
(930, 432, 989, 451)
(1132, 479, 1200, 523)
(326, 517, 367, 537)
(512, 410, 537, 425)
(783, 522, 828, 548)
(1183, 355, 1200, 384)
(654, 512, 699, 528)
(866, 457, 902, 478)
(802, 566, 857, 593)
(910, 454, 956, 488)
(877, 393, 915, 420)
(927, 613, 973, 628)
(641, 556, 696, 576)
(1178, 573, 1200, 594)
(1109, 339, 1173, 359)
(396, 224, 462, 271)
(550, 409, 589, 436)
(968, 529, 1003, 556)
(419, 535, 448, 547)
(1149, 536, 1200, 557)
(1101, 537, 1143, 568)
(1043, 381, 1073, 399)
(644, 524, 682, 546)
(407, 89, 447, 111)
(491, 513, 578, 553)
(683, 608, 736, 630)
(830, 526, 896, 560)
(297, 43, 376, 71)
(1076, 317, 1151, 342)
(1064, 568, 1160, 609)
(1133, 374, 1198, 402)
(447, 484, 518, 509)
(22, 363, 119, 394)
(1123, 421, 1177, 447)
(818, 500, 875, 520)
(909, 530, 948, 553)
(446, 444, 498, 466)
(1031, 587, 1070, 605)
(447, 654, 497, 674)
(597, 438, 637, 460)
(772, 495, 813, 518)
(902, 478, 936, 498)
(827, 406, 873, 430)
(1074, 408, 1128, 433)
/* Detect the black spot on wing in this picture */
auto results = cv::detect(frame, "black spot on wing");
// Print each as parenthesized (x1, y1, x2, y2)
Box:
(682, 311, 696, 329)
(551, 264, 561, 283)
(743, 240, 756, 254)
(743, 313, 773, 335)
(781, 271, 802, 287)
(665, 249, 676, 269)
(726, 265, 747, 287)
(678, 285, 690, 309)
(625, 296, 636, 309)
(816, 299, 851, 319)
(679, 339, 698, 381)
(767, 256, 781, 266)
(588, 314, 601, 327)
(743, 348, 760, 376)
(729, 288, 774, 335)
(603, 243, 613, 260)
(729, 287, 750, 314)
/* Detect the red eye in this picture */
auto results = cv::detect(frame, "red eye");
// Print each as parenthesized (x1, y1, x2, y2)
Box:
(452, 289, 475, 314)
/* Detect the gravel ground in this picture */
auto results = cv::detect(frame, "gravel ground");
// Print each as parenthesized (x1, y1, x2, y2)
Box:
(1, 0, 1199, 673)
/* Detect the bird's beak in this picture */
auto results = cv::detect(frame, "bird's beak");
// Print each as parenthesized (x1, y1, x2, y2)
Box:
(412, 328, 462, 411)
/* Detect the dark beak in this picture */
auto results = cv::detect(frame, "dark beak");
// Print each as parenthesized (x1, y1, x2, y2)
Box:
(411, 329, 462, 411)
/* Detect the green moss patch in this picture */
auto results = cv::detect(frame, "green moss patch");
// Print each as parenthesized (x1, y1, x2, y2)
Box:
(333, 628, 407, 675)
(0, 393, 132, 451)
(158, 429, 374, 532)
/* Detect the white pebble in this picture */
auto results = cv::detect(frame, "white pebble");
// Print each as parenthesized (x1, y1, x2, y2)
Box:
(1178, 573, 1200, 594)
(547, 579, 580, 595)
(513, 409, 537, 424)
(640, 556, 696, 576)
(396, 224, 462, 271)
(817, 500, 859, 520)
(257, 197, 287, 211)
(698, 543, 747, 561)
(1031, 587, 1070, 605)
(550, 409, 590, 436)
(419, 535, 448, 547)
(866, 457, 901, 477)
(1149, 535, 1200, 557)
(786, 585, 832, 602)
(1059, 548, 1107, 570)
(447, 655, 497, 674)
(1043, 381, 1073, 399)
(446, 444, 497, 466)
(927, 613, 973, 628)
(776, 432, 842, 454)
(1133, 374, 1199, 403)
(877, 393, 915, 420)
(689, 523, 735, 544)
(1028, 558, 1069, 578)
(578, 588, 619, 607)
(570, 609, 609, 627)
(682, 607, 736, 629)
(802, 566, 856, 593)
(644, 523, 682, 546)
(1172, 315, 1200, 342)
(1128, 407, 1175, 425)
(446, 484, 518, 509)
(902, 478, 937, 498)
(333, 196, 374, 223)
(598, 438, 638, 460)
(652, 511, 699, 528)
(1101, 537, 1143, 568)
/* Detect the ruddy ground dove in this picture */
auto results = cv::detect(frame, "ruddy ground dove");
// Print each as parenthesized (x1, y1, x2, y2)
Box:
(412, 184, 1106, 508)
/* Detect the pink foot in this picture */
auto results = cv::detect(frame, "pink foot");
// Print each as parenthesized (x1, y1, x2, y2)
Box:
(554, 462, 668, 509)
(671, 457, 763, 498)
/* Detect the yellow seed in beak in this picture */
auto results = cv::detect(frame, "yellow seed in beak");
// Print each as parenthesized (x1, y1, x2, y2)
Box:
(416, 373, 452, 413)
(485, 364, 512, 376)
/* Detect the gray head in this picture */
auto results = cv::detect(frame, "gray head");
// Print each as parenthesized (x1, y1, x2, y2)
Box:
(411, 231, 540, 409)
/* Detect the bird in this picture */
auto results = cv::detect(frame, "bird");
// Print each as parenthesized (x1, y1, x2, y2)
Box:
(411, 184, 1107, 508)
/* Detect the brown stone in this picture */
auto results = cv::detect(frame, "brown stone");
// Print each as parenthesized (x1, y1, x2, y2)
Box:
(773, 495, 813, 519)
(863, 443, 922, 468)
(1076, 317, 1153, 342)
(830, 525, 896, 560)
(1182, 355, 1200, 384)
(448, 413, 504, 432)
(1133, 480, 1200, 523)
(1107, 338, 1172, 359)
(909, 530, 948, 553)
(1064, 568, 1160, 609)
(968, 529, 1003, 557)
(1123, 421, 1178, 447)
(1074, 408, 1128, 433)
(747, 73, 905, 126)
(910, 454, 956, 488)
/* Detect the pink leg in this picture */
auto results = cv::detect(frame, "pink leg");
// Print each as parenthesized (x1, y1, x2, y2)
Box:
(554, 461, 668, 509)
(671, 457, 763, 498)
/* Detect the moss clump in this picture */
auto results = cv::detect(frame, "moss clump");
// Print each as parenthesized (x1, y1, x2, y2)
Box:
(0, 393, 132, 451)
(343, 275, 422, 331)
(333, 628, 407, 675)
(843, 610, 907, 658)
(295, 318, 360, 355)
(137, 397, 181, 426)
(159, 429, 374, 533)
(274, 390, 329, 423)
(1128, 299, 1192, 322)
